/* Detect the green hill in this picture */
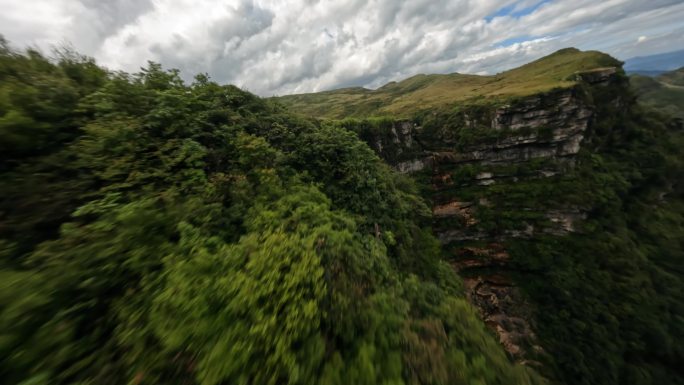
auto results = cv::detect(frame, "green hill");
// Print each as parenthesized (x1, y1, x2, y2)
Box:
(631, 67, 684, 119)
(275, 48, 622, 118)
(658, 66, 684, 86)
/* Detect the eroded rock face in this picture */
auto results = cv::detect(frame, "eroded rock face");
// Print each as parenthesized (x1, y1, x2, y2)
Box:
(396, 157, 432, 173)
(373, 87, 595, 177)
(451, 245, 544, 364)
(358, 70, 622, 364)
(432, 201, 476, 222)
(435, 207, 586, 243)
(418, 89, 592, 168)
(492, 91, 591, 132)
(464, 277, 544, 364)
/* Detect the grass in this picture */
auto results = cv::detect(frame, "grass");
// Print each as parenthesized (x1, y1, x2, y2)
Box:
(273, 48, 622, 119)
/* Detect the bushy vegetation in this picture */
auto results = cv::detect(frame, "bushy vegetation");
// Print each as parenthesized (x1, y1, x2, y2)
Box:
(0, 41, 544, 385)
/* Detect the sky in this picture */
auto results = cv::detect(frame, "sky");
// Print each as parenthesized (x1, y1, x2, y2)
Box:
(1, 0, 683, 96)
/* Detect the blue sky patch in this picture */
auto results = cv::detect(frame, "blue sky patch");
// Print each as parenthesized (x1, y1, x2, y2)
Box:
(485, 0, 553, 22)
(494, 35, 537, 47)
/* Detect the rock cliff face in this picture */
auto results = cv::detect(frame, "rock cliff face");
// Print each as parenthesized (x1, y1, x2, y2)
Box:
(358, 68, 626, 364)
(392, 87, 593, 172)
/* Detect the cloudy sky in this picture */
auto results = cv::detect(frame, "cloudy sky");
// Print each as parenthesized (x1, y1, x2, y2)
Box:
(1, 0, 683, 95)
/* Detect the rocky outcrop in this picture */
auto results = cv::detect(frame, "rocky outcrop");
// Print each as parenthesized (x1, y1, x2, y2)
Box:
(402, 89, 591, 171)
(435, 207, 586, 243)
(491, 90, 591, 131)
(374, 84, 599, 176)
(432, 201, 476, 222)
(396, 157, 432, 173)
(574, 67, 618, 84)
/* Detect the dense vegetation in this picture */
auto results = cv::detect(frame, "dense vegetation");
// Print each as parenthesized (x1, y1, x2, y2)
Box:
(0, 40, 545, 385)
(2, 38, 683, 385)
(505, 105, 684, 385)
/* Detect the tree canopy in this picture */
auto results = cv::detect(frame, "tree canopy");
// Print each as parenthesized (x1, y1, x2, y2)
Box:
(0, 43, 542, 385)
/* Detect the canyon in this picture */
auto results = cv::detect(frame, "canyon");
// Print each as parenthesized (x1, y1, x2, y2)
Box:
(277, 49, 684, 384)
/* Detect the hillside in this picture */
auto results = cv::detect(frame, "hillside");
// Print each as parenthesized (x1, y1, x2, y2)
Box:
(631, 67, 684, 119)
(624, 49, 684, 75)
(659, 67, 684, 86)
(275, 48, 621, 118)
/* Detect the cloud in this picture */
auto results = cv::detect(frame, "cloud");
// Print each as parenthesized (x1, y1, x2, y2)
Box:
(1, 0, 683, 95)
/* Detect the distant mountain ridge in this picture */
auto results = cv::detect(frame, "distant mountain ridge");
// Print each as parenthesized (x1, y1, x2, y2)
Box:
(624, 49, 684, 75)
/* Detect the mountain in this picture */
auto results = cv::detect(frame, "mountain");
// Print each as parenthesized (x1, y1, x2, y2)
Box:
(624, 49, 684, 75)
(631, 67, 684, 119)
(2, 44, 683, 385)
(277, 48, 684, 385)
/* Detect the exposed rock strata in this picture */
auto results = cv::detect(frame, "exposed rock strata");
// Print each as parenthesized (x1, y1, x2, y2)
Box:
(383, 85, 597, 176)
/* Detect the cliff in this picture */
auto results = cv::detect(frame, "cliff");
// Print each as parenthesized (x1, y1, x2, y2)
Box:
(276, 49, 684, 385)
(355, 66, 624, 365)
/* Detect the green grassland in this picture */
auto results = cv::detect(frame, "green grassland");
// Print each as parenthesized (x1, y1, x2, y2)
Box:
(275, 48, 622, 119)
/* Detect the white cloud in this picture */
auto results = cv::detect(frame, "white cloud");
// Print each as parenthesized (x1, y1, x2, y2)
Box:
(1, 0, 683, 95)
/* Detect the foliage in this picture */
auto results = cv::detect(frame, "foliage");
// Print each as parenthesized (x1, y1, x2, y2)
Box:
(0, 42, 540, 385)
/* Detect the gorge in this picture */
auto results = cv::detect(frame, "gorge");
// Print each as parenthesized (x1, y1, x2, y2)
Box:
(277, 48, 684, 385)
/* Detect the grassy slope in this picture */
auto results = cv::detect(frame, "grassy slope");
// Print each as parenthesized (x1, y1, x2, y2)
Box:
(275, 48, 622, 119)
(631, 67, 684, 119)
(658, 67, 684, 86)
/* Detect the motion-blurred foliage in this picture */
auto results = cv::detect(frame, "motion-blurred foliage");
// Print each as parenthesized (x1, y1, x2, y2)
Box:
(0, 41, 542, 385)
